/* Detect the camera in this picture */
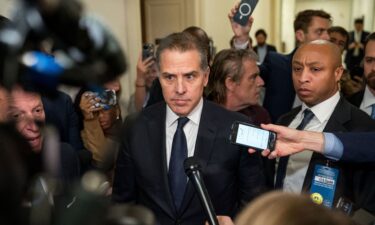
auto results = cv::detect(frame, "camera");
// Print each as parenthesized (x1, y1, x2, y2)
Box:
(142, 43, 155, 60)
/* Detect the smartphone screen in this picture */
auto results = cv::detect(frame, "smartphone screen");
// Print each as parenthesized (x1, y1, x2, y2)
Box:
(230, 121, 276, 150)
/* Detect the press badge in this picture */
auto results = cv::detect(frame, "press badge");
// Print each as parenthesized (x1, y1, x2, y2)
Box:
(309, 165, 339, 208)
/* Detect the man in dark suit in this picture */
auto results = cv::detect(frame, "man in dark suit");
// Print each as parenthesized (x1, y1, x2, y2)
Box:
(7, 85, 80, 188)
(345, 18, 370, 77)
(253, 29, 277, 64)
(112, 32, 265, 225)
(348, 32, 375, 115)
(272, 40, 375, 212)
(229, 9, 332, 122)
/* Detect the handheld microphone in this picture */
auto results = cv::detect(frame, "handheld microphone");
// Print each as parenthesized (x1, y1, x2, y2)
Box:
(184, 157, 218, 225)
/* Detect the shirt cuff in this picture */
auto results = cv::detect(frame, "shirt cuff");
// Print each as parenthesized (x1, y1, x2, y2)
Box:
(233, 39, 249, 50)
(323, 133, 343, 161)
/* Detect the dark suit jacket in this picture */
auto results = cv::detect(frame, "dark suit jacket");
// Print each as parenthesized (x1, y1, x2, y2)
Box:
(335, 132, 375, 162)
(42, 91, 84, 151)
(345, 30, 370, 74)
(275, 97, 375, 212)
(112, 100, 265, 225)
(260, 49, 297, 122)
(347, 89, 365, 107)
(253, 44, 277, 54)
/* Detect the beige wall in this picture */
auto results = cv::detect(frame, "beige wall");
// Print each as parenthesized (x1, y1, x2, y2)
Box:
(199, 0, 275, 52)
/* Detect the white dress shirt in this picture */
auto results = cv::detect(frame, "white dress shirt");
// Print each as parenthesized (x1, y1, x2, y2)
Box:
(282, 92, 341, 193)
(359, 85, 375, 116)
(165, 98, 203, 169)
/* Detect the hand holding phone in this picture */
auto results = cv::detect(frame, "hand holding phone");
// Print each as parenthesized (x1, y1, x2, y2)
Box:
(233, 0, 258, 26)
(229, 121, 276, 151)
(142, 43, 155, 61)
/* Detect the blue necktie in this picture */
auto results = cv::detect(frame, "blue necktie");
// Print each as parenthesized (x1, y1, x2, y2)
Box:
(371, 104, 375, 120)
(168, 117, 189, 209)
(275, 109, 315, 188)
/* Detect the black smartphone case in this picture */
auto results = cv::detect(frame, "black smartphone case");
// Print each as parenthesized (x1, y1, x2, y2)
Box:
(233, 0, 258, 26)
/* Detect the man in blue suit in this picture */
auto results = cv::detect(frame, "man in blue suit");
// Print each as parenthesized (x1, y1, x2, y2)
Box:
(112, 32, 265, 225)
(229, 9, 332, 122)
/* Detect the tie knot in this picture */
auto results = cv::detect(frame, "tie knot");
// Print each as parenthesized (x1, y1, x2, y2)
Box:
(177, 117, 189, 129)
(296, 109, 314, 130)
(303, 108, 314, 118)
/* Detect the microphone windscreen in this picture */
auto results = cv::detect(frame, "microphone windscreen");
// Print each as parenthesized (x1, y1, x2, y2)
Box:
(184, 157, 201, 173)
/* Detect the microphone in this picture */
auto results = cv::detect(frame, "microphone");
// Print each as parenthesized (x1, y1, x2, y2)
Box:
(184, 157, 218, 225)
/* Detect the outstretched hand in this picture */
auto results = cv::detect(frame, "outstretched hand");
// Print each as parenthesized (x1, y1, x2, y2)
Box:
(228, 2, 254, 44)
(248, 124, 324, 159)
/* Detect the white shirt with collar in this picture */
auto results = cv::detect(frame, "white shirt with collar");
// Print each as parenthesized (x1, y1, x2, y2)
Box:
(282, 91, 341, 193)
(359, 85, 375, 116)
(165, 98, 203, 169)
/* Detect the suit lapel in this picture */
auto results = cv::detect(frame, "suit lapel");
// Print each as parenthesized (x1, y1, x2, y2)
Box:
(303, 97, 350, 190)
(179, 101, 218, 215)
(147, 104, 177, 218)
(273, 107, 301, 188)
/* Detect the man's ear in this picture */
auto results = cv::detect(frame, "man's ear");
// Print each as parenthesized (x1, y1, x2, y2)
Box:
(203, 67, 210, 87)
(335, 65, 344, 82)
(225, 77, 236, 92)
(295, 30, 305, 43)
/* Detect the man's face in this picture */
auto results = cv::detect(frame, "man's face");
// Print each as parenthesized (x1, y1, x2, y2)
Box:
(298, 16, 331, 44)
(329, 32, 347, 54)
(231, 59, 263, 107)
(8, 88, 45, 152)
(256, 34, 266, 46)
(354, 22, 363, 32)
(159, 49, 209, 117)
(364, 40, 375, 90)
(292, 44, 342, 107)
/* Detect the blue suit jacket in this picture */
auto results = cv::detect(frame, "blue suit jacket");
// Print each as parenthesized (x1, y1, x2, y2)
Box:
(260, 49, 297, 122)
(112, 100, 265, 225)
(335, 132, 375, 162)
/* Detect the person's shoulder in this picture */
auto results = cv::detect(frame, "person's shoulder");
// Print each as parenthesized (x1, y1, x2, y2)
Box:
(338, 98, 375, 129)
(264, 51, 288, 63)
(347, 89, 364, 106)
(276, 106, 301, 125)
(204, 100, 248, 122)
(267, 44, 277, 51)
(124, 101, 165, 126)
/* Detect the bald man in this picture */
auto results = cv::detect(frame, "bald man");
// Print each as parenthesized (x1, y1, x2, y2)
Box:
(267, 40, 375, 211)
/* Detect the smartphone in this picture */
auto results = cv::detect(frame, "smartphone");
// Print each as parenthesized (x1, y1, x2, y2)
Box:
(96, 89, 117, 109)
(233, 0, 258, 26)
(229, 121, 276, 151)
(142, 43, 155, 60)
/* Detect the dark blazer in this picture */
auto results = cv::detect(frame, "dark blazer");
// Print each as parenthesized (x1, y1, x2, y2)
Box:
(260, 49, 297, 123)
(112, 100, 265, 225)
(275, 97, 375, 212)
(42, 91, 84, 151)
(347, 89, 365, 107)
(334, 132, 375, 162)
(253, 44, 277, 54)
(345, 30, 370, 74)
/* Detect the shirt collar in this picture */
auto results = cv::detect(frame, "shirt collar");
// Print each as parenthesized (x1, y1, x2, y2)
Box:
(166, 97, 203, 127)
(301, 91, 340, 124)
(362, 85, 375, 108)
